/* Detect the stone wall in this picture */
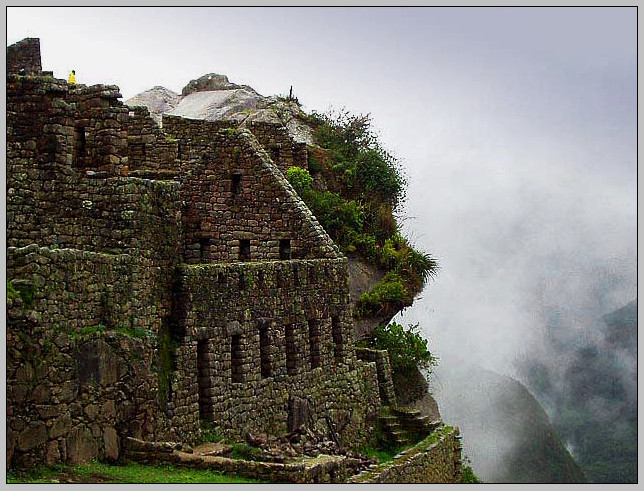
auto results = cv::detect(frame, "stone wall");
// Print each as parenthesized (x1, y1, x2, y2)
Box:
(348, 426, 463, 483)
(7, 74, 73, 169)
(244, 120, 308, 173)
(7, 38, 42, 75)
(67, 85, 130, 175)
(163, 115, 308, 173)
(125, 105, 179, 177)
(355, 348, 397, 406)
(123, 438, 363, 483)
(176, 126, 339, 263)
(172, 259, 380, 448)
(6, 246, 169, 469)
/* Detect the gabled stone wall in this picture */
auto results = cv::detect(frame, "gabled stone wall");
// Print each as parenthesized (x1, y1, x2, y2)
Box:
(163, 114, 309, 173)
(7, 37, 42, 75)
(171, 123, 338, 263)
(244, 120, 309, 172)
(5, 38, 391, 474)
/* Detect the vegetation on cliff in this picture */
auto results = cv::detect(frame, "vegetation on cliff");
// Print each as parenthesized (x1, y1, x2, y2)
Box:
(368, 322, 437, 373)
(286, 109, 438, 322)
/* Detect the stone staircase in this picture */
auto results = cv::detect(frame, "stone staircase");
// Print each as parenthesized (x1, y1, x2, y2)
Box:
(378, 406, 442, 449)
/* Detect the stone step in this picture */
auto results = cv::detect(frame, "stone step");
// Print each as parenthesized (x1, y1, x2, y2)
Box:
(393, 407, 421, 417)
(379, 419, 400, 428)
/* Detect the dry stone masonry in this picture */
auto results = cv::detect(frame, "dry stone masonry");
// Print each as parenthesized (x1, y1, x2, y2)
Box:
(6, 38, 462, 482)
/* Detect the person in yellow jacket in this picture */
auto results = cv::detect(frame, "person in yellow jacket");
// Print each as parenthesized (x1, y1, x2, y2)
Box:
(68, 70, 76, 85)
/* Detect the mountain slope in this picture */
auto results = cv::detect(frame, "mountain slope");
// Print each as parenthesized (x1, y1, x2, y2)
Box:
(518, 299, 637, 483)
(432, 364, 587, 483)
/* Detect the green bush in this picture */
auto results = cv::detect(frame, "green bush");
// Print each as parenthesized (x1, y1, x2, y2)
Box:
(306, 190, 364, 240)
(285, 166, 313, 194)
(7, 280, 19, 300)
(356, 272, 409, 317)
(461, 465, 482, 483)
(370, 322, 437, 372)
(296, 108, 439, 318)
(308, 110, 406, 209)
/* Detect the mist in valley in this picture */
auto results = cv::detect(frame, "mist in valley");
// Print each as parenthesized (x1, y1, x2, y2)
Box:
(390, 14, 637, 482)
(385, 8, 637, 483)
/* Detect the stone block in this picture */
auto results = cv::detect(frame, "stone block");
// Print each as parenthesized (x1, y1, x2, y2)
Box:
(66, 426, 98, 464)
(49, 413, 72, 439)
(44, 440, 61, 466)
(17, 422, 47, 451)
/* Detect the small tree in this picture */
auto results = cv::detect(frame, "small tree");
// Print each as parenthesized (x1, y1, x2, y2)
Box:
(371, 322, 437, 373)
(285, 166, 313, 194)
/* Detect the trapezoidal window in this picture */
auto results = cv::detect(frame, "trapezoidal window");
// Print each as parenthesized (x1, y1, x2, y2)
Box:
(270, 147, 280, 163)
(285, 324, 297, 376)
(332, 316, 344, 364)
(231, 172, 242, 195)
(239, 239, 251, 261)
(231, 334, 244, 383)
(73, 126, 87, 167)
(199, 237, 212, 262)
(197, 340, 214, 420)
(279, 239, 291, 260)
(308, 319, 321, 369)
(259, 325, 271, 378)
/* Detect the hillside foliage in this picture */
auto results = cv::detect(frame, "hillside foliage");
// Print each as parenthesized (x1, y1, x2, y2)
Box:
(369, 322, 437, 373)
(287, 110, 439, 320)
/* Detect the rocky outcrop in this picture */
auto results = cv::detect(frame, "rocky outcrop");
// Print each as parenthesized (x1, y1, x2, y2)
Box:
(125, 74, 313, 144)
(181, 73, 253, 96)
(432, 365, 587, 483)
(125, 86, 180, 125)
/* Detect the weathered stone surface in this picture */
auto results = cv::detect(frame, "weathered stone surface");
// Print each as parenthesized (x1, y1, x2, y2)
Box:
(66, 426, 98, 464)
(44, 440, 60, 466)
(49, 414, 72, 439)
(103, 426, 119, 461)
(348, 428, 462, 483)
(18, 423, 48, 451)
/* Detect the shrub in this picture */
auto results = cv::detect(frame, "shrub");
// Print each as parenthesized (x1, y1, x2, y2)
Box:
(355, 272, 409, 317)
(370, 322, 437, 372)
(7, 280, 19, 300)
(306, 190, 364, 240)
(285, 166, 313, 194)
(308, 109, 406, 209)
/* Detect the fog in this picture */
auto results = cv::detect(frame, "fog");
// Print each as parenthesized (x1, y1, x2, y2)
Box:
(7, 6, 637, 482)
(387, 8, 637, 480)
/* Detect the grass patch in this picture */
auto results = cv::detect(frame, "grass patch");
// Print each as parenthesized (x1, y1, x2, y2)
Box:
(198, 423, 264, 462)
(7, 461, 264, 484)
(68, 323, 154, 340)
(461, 464, 482, 483)
(359, 446, 404, 464)
(6, 280, 19, 300)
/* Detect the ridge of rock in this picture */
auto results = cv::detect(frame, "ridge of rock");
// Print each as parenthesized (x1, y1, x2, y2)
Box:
(126, 73, 313, 144)
(125, 86, 181, 125)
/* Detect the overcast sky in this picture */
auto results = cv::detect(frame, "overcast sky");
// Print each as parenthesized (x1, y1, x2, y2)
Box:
(7, 6, 638, 375)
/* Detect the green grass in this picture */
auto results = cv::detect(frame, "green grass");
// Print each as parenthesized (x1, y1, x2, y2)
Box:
(7, 461, 264, 484)
(6, 280, 19, 300)
(461, 465, 482, 483)
(359, 446, 404, 464)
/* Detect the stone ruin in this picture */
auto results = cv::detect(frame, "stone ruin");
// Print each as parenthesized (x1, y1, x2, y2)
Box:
(6, 37, 387, 469)
(6, 39, 462, 482)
